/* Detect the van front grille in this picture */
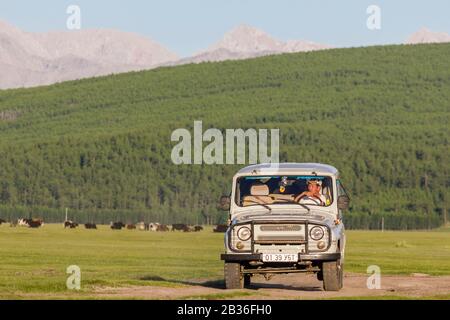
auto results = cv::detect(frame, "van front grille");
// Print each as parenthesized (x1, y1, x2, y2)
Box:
(254, 223, 306, 245)
(259, 225, 302, 232)
(257, 235, 305, 241)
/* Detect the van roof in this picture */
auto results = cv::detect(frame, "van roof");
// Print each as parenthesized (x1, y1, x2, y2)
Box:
(236, 163, 339, 176)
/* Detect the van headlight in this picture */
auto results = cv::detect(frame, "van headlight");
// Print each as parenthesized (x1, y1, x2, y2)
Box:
(237, 226, 252, 241)
(310, 226, 324, 240)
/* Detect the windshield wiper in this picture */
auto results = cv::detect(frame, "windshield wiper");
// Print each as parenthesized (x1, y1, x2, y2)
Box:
(241, 198, 312, 214)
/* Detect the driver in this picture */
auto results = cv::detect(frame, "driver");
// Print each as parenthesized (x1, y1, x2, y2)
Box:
(294, 179, 327, 206)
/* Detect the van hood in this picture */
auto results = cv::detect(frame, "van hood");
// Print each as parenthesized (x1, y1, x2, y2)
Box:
(232, 206, 335, 226)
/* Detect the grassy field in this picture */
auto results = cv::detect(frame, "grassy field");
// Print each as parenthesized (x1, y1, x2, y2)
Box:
(0, 224, 449, 299)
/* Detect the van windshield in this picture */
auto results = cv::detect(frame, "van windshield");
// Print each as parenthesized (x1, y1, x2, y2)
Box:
(235, 175, 333, 208)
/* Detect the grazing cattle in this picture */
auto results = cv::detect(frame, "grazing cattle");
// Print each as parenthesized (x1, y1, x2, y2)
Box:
(136, 222, 147, 231)
(213, 224, 228, 233)
(172, 223, 189, 232)
(18, 218, 31, 227)
(0, 218, 6, 225)
(156, 224, 169, 232)
(18, 218, 43, 228)
(126, 224, 136, 230)
(110, 222, 125, 230)
(64, 221, 79, 229)
(28, 219, 43, 228)
(85, 223, 97, 229)
(29, 221, 42, 229)
(149, 222, 160, 232)
(183, 226, 195, 232)
(194, 225, 203, 232)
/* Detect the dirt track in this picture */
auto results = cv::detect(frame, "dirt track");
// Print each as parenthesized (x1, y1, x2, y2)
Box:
(93, 273, 450, 299)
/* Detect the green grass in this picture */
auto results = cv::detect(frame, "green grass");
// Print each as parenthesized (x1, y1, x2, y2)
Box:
(346, 229, 450, 275)
(0, 224, 449, 299)
(0, 225, 224, 298)
(434, 224, 450, 232)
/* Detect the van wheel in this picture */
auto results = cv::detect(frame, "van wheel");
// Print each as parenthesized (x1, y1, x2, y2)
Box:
(322, 260, 343, 291)
(224, 263, 244, 289)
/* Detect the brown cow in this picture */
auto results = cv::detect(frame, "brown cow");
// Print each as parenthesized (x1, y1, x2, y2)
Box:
(28, 219, 43, 228)
(172, 223, 189, 232)
(64, 221, 78, 229)
(110, 222, 125, 230)
(17, 218, 43, 228)
(213, 224, 228, 233)
(85, 223, 97, 229)
(126, 224, 136, 230)
(156, 224, 169, 232)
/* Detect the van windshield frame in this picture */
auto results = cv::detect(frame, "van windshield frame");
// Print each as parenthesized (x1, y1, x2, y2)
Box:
(235, 175, 334, 208)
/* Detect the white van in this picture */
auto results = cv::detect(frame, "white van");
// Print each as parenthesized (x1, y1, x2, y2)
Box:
(219, 163, 350, 291)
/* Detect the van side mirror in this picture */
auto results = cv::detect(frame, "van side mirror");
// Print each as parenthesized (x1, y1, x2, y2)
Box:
(337, 195, 350, 210)
(218, 195, 231, 211)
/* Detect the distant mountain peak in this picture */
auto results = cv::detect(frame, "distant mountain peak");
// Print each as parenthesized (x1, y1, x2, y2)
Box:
(192, 24, 331, 64)
(206, 24, 282, 53)
(226, 24, 272, 38)
(406, 27, 450, 44)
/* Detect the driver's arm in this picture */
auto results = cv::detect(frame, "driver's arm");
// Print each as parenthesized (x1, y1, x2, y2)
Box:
(294, 192, 308, 202)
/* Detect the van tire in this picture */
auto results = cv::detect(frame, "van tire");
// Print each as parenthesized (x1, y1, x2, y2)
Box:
(322, 260, 343, 291)
(224, 262, 244, 289)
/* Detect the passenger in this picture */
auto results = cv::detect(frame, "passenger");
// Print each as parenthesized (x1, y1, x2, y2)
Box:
(294, 179, 327, 206)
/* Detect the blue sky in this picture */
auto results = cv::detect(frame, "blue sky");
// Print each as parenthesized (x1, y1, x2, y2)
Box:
(1, 0, 450, 57)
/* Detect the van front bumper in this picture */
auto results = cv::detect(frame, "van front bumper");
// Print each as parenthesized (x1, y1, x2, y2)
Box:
(221, 252, 341, 262)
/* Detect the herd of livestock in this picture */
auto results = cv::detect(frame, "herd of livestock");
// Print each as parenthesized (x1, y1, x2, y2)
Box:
(0, 218, 228, 232)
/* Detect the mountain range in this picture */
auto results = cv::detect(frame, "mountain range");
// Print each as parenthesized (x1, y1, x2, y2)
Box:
(1, 20, 449, 89)
(405, 27, 450, 44)
(0, 20, 178, 89)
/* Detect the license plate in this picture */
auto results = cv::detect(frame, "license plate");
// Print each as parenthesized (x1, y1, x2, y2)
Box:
(262, 253, 298, 262)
